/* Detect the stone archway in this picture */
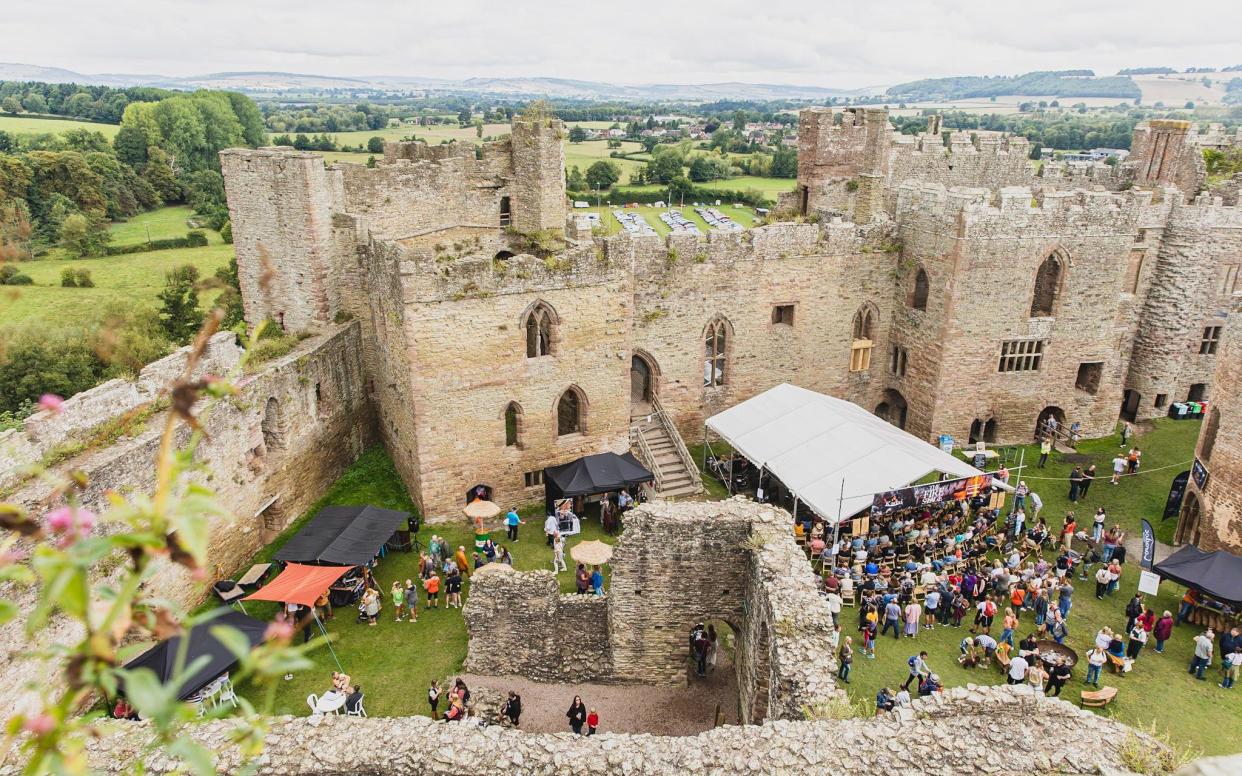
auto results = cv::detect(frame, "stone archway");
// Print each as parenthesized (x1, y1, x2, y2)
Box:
(1121, 389, 1141, 422)
(1177, 492, 1202, 546)
(1035, 406, 1065, 440)
(630, 351, 660, 414)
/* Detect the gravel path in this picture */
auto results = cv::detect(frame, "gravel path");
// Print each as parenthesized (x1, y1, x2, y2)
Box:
(461, 656, 738, 736)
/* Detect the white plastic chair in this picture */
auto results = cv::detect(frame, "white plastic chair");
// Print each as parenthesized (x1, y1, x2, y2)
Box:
(216, 677, 238, 709)
(307, 693, 320, 715)
(346, 694, 367, 717)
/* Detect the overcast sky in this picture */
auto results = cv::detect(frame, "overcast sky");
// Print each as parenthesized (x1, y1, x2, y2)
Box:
(7, 0, 1242, 87)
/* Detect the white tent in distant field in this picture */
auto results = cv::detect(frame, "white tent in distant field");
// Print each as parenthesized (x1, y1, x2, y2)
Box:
(705, 383, 994, 523)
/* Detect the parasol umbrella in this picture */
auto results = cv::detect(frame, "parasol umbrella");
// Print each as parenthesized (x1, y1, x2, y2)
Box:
(463, 500, 501, 520)
(570, 540, 614, 566)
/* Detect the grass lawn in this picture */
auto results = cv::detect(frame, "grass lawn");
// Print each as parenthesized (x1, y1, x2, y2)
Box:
(565, 140, 645, 181)
(107, 206, 217, 247)
(230, 448, 619, 718)
(0, 114, 119, 138)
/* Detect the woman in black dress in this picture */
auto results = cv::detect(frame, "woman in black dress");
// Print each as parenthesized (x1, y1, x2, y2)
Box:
(567, 695, 587, 734)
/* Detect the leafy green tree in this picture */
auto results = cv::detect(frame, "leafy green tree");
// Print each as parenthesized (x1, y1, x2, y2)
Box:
(0, 336, 106, 414)
(214, 256, 244, 328)
(568, 126, 587, 143)
(642, 137, 659, 154)
(1, 96, 20, 115)
(585, 160, 620, 190)
(644, 147, 685, 184)
(458, 108, 472, 126)
(566, 165, 586, 191)
(770, 146, 798, 178)
(141, 147, 181, 203)
(157, 264, 203, 343)
(113, 125, 150, 168)
(21, 93, 47, 113)
(60, 212, 111, 257)
(366, 136, 385, 154)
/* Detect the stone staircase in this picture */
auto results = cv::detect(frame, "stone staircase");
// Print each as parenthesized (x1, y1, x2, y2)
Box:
(630, 403, 702, 499)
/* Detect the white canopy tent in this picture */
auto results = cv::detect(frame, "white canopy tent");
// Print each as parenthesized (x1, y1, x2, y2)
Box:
(705, 383, 1000, 524)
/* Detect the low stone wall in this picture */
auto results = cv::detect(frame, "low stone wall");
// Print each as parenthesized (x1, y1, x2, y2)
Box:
(62, 686, 1163, 775)
(463, 565, 612, 682)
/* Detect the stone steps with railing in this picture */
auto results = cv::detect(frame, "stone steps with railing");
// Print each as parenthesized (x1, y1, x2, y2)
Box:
(629, 398, 702, 498)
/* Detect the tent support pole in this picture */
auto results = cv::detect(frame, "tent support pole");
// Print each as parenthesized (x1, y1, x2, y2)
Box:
(727, 455, 734, 495)
(757, 465, 765, 502)
(702, 425, 708, 473)
(314, 611, 346, 674)
(832, 479, 844, 565)
(793, 495, 799, 521)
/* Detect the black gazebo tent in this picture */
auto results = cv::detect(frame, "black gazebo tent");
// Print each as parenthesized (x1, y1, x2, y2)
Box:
(273, 505, 410, 566)
(1154, 545, 1242, 604)
(122, 609, 267, 700)
(543, 452, 654, 514)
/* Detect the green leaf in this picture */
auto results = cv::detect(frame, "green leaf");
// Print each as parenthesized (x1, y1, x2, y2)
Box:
(0, 600, 18, 627)
(119, 667, 175, 721)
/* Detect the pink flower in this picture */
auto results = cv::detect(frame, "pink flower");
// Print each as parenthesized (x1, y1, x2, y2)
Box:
(37, 394, 64, 414)
(45, 506, 97, 547)
(22, 714, 55, 736)
(264, 620, 294, 642)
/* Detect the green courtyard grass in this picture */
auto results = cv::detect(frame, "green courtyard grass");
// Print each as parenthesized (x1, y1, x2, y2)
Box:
(0, 206, 230, 332)
(230, 448, 617, 718)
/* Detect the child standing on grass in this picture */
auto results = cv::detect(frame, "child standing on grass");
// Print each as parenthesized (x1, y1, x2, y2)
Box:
(391, 581, 405, 622)
(405, 578, 418, 623)
(423, 573, 441, 609)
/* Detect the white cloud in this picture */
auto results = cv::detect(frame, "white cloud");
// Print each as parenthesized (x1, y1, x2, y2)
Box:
(5, 0, 1241, 87)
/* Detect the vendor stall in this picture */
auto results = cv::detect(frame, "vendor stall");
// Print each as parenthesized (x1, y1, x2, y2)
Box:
(122, 609, 268, 701)
(1154, 545, 1242, 630)
(273, 505, 411, 566)
(542, 452, 654, 517)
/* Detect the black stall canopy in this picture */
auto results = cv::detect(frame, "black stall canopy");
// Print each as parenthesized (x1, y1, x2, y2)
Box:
(544, 452, 654, 513)
(1154, 545, 1242, 605)
(123, 609, 267, 699)
(273, 505, 410, 566)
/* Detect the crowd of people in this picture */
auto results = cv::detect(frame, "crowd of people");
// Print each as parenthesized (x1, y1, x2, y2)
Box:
(801, 463, 1242, 711)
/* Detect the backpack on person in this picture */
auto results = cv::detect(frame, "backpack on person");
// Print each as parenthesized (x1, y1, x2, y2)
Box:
(908, 655, 919, 669)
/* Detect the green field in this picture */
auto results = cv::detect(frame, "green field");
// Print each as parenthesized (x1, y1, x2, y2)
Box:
(0, 207, 230, 332)
(0, 114, 120, 138)
(565, 140, 645, 181)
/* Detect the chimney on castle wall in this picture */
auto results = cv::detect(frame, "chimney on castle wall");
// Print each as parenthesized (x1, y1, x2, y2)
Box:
(510, 115, 567, 235)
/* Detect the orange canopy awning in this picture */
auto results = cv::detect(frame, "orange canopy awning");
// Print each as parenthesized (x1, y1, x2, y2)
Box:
(244, 563, 353, 608)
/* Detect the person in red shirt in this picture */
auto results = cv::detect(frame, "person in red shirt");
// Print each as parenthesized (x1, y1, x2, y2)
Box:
(586, 708, 599, 736)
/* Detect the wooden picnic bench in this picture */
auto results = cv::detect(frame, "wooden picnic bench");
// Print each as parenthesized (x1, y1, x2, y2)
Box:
(1080, 686, 1118, 708)
(237, 563, 272, 588)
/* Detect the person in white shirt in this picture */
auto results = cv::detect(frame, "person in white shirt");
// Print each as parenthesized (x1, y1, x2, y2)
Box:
(551, 532, 567, 573)
(1111, 455, 1126, 485)
(544, 513, 560, 546)
(894, 687, 911, 707)
(1095, 566, 1111, 599)
(825, 590, 842, 627)
(1007, 653, 1028, 685)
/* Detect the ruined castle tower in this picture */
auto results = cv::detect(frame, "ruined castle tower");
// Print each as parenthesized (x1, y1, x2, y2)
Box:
(219, 149, 339, 331)
(509, 114, 567, 234)
(1177, 296, 1242, 553)
(1129, 120, 1207, 198)
(795, 107, 890, 222)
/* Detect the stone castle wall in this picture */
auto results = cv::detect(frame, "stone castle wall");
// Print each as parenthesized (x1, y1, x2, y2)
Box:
(66, 685, 1165, 775)
(1182, 306, 1242, 553)
(463, 565, 612, 681)
(0, 324, 374, 713)
(1127, 198, 1242, 419)
(895, 183, 1144, 443)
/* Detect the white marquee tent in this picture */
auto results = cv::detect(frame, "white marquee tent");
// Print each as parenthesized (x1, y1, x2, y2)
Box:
(705, 383, 997, 523)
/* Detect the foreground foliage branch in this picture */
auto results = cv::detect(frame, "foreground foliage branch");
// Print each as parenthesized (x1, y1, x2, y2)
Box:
(0, 311, 325, 774)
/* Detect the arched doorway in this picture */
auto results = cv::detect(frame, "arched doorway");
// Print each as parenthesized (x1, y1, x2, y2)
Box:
(1120, 389, 1141, 422)
(969, 418, 999, 445)
(875, 389, 908, 430)
(630, 351, 659, 414)
(1178, 492, 1202, 546)
(1035, 406, 1065, 440)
